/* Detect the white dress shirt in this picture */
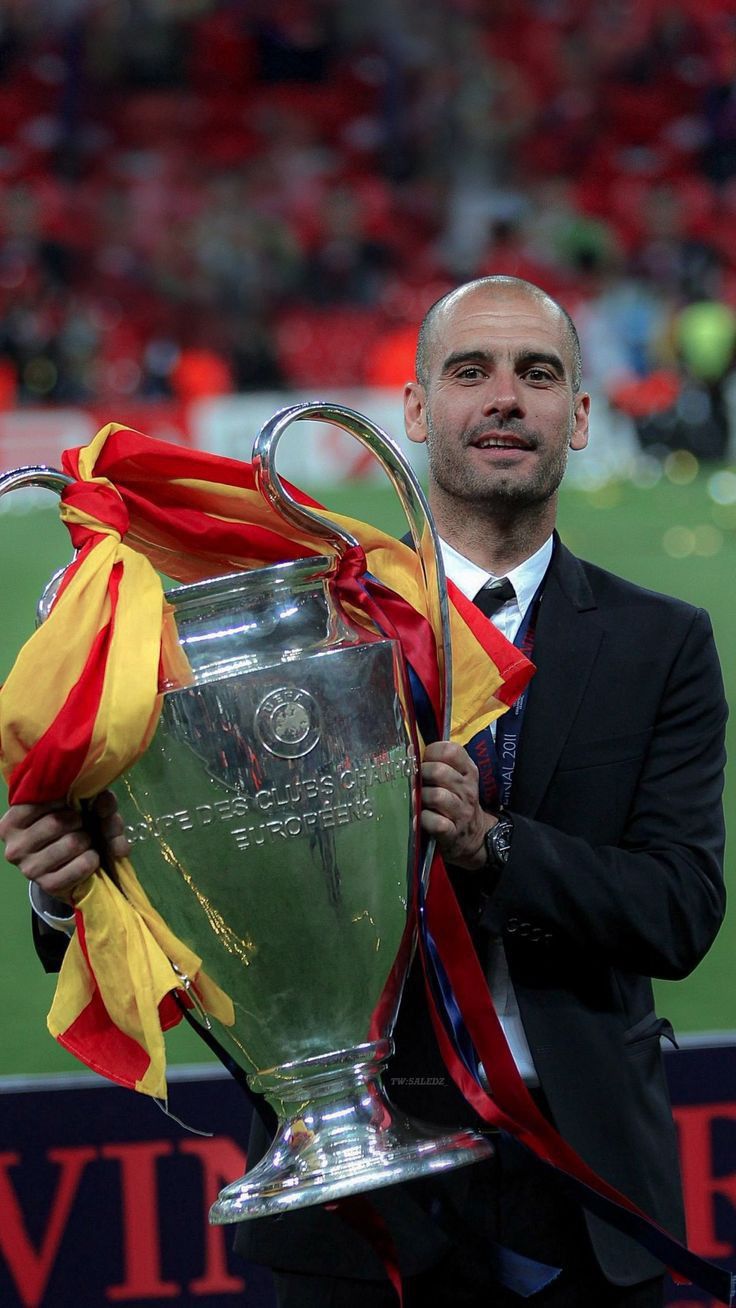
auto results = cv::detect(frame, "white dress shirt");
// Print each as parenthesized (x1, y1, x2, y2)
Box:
(439, 534, 553, 1085)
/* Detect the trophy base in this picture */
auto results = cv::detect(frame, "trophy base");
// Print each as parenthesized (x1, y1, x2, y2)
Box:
(209, 1041, 493, 1223)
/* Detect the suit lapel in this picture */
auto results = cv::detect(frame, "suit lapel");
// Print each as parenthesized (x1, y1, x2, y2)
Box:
(511, 540, 603, 817)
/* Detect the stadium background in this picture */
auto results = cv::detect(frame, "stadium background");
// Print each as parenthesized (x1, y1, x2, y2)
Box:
(0, 2, 735, 1304)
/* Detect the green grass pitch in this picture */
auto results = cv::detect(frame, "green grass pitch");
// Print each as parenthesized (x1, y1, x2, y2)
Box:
(0, 469, 734, 1077)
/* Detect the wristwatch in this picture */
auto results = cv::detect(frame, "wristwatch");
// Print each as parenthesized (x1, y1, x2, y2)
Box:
(484, 814, 514, 870)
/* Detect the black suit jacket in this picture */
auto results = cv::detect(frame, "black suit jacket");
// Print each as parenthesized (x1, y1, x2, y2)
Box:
(237, 537, 728, 1285)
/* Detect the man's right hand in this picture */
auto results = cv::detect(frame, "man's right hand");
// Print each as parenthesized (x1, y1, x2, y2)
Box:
(0, 792, 130, 904)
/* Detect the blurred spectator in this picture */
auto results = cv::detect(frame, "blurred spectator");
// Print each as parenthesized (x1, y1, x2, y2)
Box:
(299, 184, 395, 305)
(670, 297, 736, 459)
(170, 347, 233, 403)
(610, 292, 736, 461)
(675, 298, 736, 384)
(476, 218, 560, 296)
(0, 0, 733, 433)
(0, 357, 18, 408)
(364, 319, 416, 387)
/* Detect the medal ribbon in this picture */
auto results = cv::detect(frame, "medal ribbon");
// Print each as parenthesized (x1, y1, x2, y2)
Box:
(464, 577, 542, 811)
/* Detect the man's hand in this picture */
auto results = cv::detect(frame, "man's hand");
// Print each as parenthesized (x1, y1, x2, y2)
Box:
(0, 791, 130, 904)
(420, 741, 496, 870)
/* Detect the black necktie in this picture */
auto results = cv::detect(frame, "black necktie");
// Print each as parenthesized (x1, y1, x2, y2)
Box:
(473, 576, 515, 618)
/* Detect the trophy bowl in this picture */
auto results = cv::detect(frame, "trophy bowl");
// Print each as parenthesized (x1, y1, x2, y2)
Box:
(114, 551, 491, 1222)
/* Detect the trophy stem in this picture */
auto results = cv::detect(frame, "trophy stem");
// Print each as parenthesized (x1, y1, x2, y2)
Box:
(209, 1041, 493, 1223)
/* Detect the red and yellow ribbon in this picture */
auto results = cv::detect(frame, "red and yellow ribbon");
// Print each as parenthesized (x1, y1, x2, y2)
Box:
(0, 422, 532, 1099)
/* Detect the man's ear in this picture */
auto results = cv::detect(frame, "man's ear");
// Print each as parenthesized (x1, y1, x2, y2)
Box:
(404, 381, 428, 445)
(570, 391, 591, 451)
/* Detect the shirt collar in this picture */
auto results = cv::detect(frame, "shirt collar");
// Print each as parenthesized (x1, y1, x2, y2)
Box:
(440, 535, 554, 620)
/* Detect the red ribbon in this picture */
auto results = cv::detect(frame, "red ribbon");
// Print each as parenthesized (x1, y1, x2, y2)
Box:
(329, 1197, 404, 1307)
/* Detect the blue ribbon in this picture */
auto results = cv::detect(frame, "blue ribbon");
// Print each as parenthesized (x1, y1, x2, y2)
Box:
(416, 875, 482, 1083)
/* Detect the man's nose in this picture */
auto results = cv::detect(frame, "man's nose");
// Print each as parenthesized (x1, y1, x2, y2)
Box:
(481, 373, 523, 418)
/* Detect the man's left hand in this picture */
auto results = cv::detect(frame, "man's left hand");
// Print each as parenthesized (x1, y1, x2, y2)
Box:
(420, 741, 496, 871)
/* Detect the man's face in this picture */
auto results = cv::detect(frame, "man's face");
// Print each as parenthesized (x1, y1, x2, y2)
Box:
(404, 286, 590, 514)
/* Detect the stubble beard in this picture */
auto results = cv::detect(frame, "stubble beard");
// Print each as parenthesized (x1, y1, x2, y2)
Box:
(425, 410, 573, 522)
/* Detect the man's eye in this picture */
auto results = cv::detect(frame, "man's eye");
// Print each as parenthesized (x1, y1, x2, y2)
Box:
(525, 367, 554, 382)
(456, 366, 484, 380)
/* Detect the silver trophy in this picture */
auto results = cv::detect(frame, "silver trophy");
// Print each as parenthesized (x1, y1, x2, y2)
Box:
(0, 403, 492, 1222)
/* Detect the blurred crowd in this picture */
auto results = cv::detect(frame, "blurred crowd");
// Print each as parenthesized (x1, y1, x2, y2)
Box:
(1, 0, 736, 457)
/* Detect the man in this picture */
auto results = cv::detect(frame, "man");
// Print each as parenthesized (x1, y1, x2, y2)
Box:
(1, 277, 728, 1306)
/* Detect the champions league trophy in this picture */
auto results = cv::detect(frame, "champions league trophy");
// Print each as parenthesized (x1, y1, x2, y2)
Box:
(0, 403, 492, 1222)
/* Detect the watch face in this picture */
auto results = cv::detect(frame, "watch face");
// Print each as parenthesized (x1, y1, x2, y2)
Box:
(491, 819, 513, 864)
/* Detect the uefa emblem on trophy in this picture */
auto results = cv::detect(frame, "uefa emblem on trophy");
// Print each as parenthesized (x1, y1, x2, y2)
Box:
(0, 403, 493, 1223)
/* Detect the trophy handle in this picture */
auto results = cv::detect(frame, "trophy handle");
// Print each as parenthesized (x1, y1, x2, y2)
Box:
(252, 402, 452, 740)
(0, 464, 73, 498)
(252, 402, 452, 893)
(0, 466, 75, 621)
